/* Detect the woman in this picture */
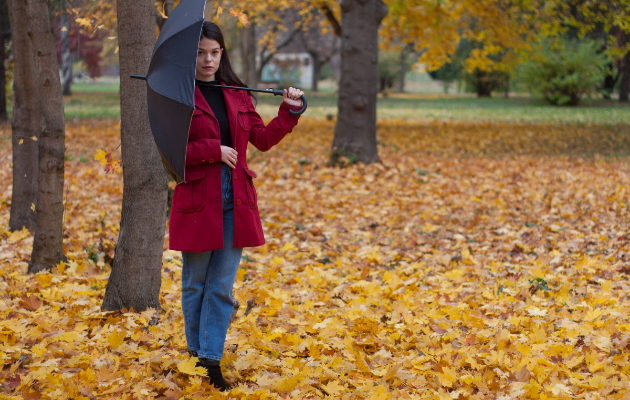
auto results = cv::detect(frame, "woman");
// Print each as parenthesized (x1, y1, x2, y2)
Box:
(168, 22, 304, 391)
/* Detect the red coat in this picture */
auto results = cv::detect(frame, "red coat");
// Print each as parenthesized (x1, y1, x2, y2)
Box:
(168, 80, 302, 252)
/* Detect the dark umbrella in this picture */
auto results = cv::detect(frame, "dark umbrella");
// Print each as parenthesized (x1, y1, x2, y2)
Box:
(130, 0, 307, 184)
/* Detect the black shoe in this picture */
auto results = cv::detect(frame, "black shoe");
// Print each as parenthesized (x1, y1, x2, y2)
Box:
(198, 358, 232, 392)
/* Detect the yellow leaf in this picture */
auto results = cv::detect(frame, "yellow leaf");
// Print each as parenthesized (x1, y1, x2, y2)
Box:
(75, 17, 92, 29)
(436, 366, 457, 387)
(321, 380, 345, 396)
(31, 136, 37, 141)
(31, 203, 35, 212)
(8, 227, 30, 242)
(229, 7, 249, 26)
(355, 352, 371, 373)
(18, 139, 23, 145)
(177, 357, 207, 376)
(551, 383, 572, 395)
(526, 307, 548, 317)
(383, 363, 402, 382)
(422, 222, 439, 233)
(108, 329, 126, 348)
(280, 242, 296, 252)
(564, 355, 583, 369)
(56, 331, 79, 342)
(94, 149, 108, 166)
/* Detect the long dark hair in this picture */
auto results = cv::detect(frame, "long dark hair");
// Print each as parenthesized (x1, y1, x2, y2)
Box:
(200, 22, 256, 105)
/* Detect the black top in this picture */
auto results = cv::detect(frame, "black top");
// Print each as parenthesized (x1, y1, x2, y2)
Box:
(196, 79, 232, 148)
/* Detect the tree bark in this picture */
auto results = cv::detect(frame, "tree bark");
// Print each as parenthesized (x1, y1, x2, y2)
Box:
(620, 50, 630, 103)
(61, 14, 72, 96)
(0, 0, 8, 121)
(27, 0, 66, 274)
(331, 0, 387, 165)
(7, 0, 39, 232)
(102, 0, 169, 312)
(239, 21, 257, 88)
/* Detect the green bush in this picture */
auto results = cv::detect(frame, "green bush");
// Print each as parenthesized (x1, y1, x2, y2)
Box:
(518, 39, 609, 106)
(378, 50, 400, 94)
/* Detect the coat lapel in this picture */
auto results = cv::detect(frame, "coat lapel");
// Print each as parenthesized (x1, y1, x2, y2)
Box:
(219, 79, 240, 149)
(194, 84, 213, 117)
(194, 81, 241, 148)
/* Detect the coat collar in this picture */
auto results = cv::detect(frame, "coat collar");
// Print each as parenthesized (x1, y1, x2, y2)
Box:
(193, 79, 243, 147)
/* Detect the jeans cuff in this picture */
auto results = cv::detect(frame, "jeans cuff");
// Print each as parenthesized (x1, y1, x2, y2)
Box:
(197, 352, 222, 361)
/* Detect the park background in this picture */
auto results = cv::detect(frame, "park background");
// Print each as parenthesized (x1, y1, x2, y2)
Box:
(0, 0, 629, 399)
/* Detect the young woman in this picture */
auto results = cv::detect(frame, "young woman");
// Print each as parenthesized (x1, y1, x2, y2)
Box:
(168, 22, 304, 391)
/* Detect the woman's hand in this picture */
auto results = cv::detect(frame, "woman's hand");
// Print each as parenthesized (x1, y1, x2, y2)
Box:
(283, 87, 304, 107)
(221, 146, 237, 168)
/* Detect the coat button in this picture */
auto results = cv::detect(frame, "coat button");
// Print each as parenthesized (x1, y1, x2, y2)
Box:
(236, 199, 241, 206)
(208, 158, 214, 163)
(233, 173, 237, 180)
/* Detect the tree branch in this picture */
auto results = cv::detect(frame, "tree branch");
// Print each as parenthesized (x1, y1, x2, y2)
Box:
(257, 24, 303, 78)
(320, 4, 341, 37)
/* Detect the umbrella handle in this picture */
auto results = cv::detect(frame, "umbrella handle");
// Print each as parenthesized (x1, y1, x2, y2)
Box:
(271, 89, 307, 115)
(288, 95, 308, 115)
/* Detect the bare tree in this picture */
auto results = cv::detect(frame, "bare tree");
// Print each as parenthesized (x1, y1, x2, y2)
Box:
(101, 0, 169, 311)
(239, 20, 257, 87)
(7, 0, 40, 232)
(61, 13, 72, 95)
(256, 24, 302, 83)
(298, 11, 339, 92)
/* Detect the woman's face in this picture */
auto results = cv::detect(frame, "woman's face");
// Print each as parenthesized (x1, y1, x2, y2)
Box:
(196, 37, 223, 81)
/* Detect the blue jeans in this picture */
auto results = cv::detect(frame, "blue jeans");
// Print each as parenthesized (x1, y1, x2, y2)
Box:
(181, 164, 243, 361)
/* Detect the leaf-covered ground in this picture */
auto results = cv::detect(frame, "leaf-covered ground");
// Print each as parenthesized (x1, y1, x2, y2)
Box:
(1, 118, 630, 399)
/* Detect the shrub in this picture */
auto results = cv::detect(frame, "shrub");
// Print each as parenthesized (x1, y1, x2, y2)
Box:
(518, 39, 609, 106)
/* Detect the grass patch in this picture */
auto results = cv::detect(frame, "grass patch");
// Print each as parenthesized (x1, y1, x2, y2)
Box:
(3, 80, 629, 124)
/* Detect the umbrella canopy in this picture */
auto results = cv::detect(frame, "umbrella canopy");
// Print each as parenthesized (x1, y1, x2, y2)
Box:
(145, 0, 207, 183)
(133, 0, 307, 183)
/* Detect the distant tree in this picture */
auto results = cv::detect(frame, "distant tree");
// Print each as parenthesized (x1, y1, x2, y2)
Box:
(519, 39, 609, 106)
(60, 13, 72, 95)
(539, 0, 630, 102)
(0, 0, 9, 121)
(298, 9, 339, 92)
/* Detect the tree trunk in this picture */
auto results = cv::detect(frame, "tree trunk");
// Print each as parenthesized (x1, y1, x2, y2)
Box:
(331, 0, 387, 165)
(620, 50, 630, 103)
(0, 0, 8, 121)
(27, 0, 66, 274)
(102, 0, 169, 312)
(397, 45, 409, 93)
(7, 0, 39, 232)
(61, 14, 72, 96)
(239, 21, 257, 88)
(311, 53, 321, 92)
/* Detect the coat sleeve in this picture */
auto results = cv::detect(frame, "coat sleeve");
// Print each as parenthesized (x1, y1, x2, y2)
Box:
(186, 138, 222, 166)
(245, 91, 302, 152)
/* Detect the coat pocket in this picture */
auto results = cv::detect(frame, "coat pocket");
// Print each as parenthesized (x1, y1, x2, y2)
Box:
(243, 167, 258, 208)
(237, 110, 251, 131)
(174, 169, 206, 213)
